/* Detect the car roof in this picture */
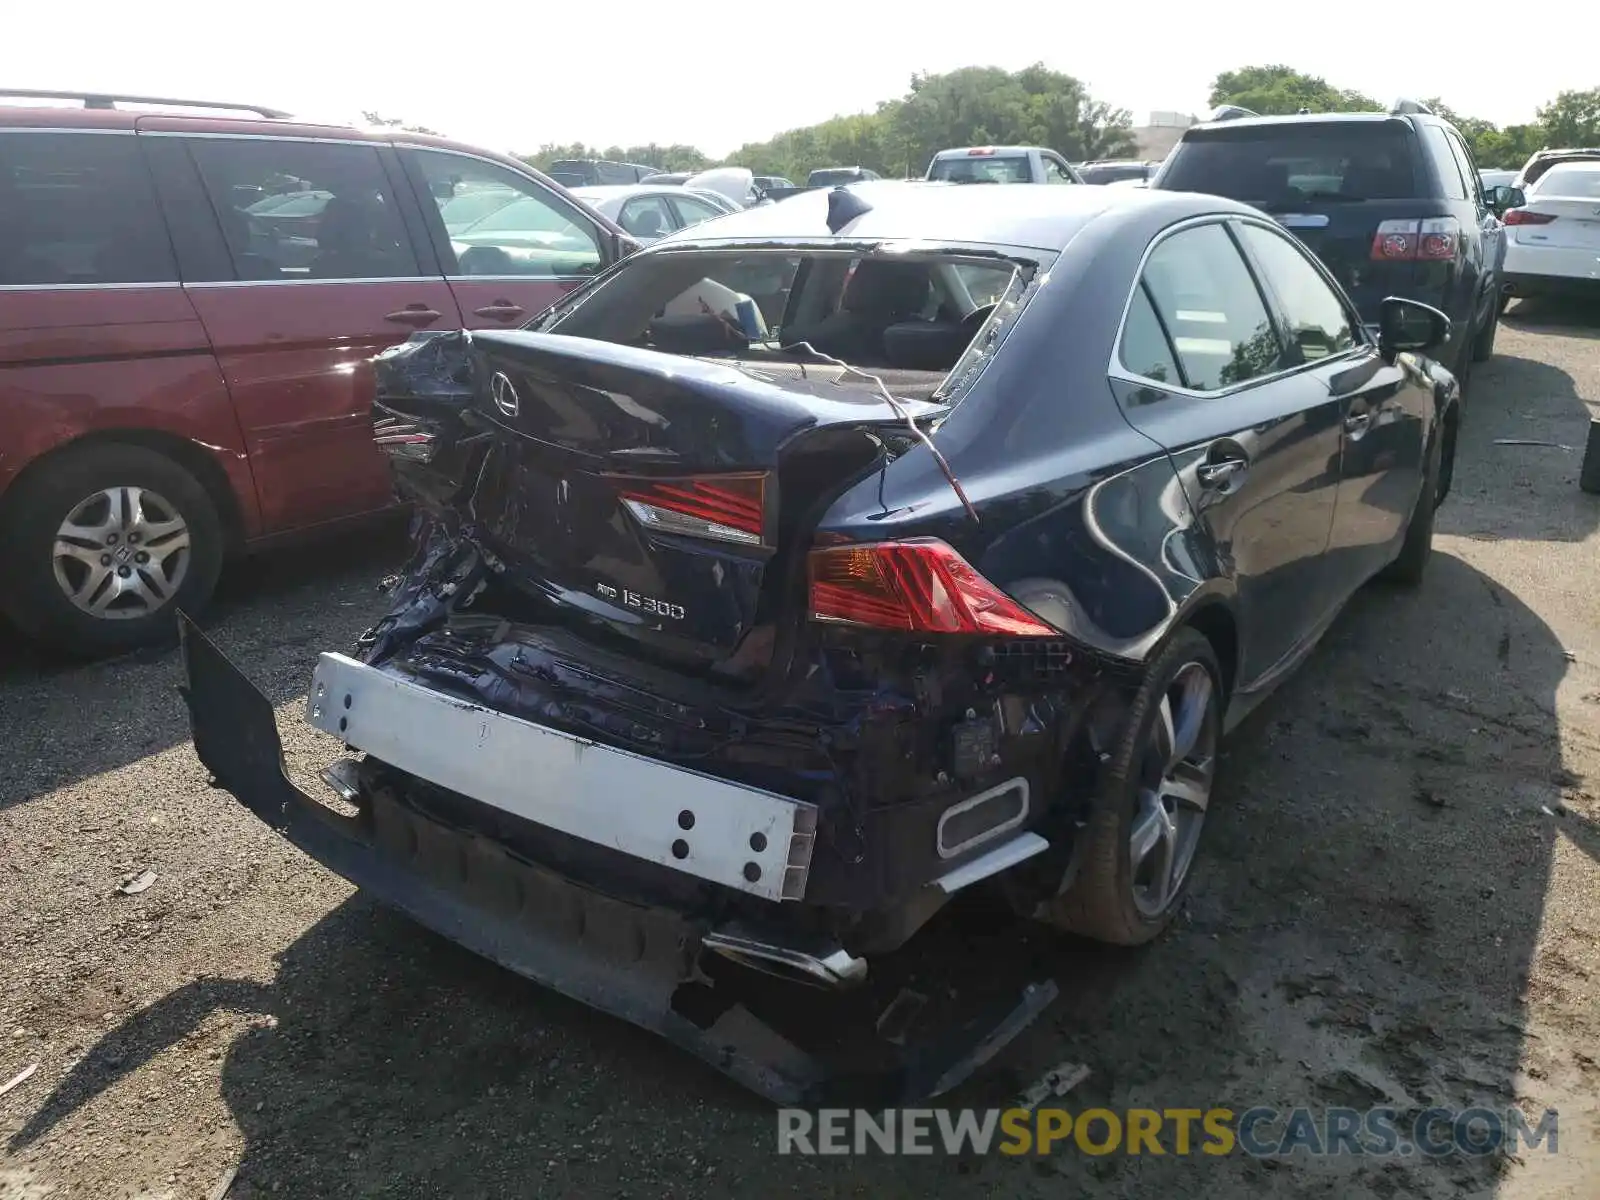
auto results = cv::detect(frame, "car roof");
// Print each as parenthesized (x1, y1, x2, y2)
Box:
(1186, 112, 1413, 135)
(932, 146, 1041, 156)
(652, 180, 1254, 253)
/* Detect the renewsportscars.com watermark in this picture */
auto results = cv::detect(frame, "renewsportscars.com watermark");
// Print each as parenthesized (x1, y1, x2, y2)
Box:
(777, 1106, 1560, 1158)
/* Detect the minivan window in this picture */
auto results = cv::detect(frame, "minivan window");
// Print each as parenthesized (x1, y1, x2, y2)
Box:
(188, 139, 418, 281)
(1140, 223, 1283, 392)
(1161, 125, 1418, 206)
(0, 131, 176, 287)
(413, 150, 601, 278)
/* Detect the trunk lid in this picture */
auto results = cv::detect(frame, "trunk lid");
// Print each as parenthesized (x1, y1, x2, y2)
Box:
(373, 330, 942, 668)
(1513, 197, 1600, 251)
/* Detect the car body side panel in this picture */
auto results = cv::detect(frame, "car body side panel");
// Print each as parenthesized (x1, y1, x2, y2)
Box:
(0, 285, 261, 534)
(1112, 374, 1343, 687)
(812, 200, 1238, 669)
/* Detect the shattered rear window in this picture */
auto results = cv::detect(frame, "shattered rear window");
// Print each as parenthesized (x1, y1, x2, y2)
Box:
(532, 247, 1030, 394)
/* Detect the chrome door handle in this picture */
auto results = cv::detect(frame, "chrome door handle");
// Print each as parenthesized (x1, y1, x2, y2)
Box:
(473, 301, 527, 320)
(384, 306, 443, 327)
(1196, 459, 1246, 488)
(1344, 411, 1373, 435)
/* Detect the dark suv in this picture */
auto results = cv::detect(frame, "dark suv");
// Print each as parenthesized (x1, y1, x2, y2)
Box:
(1152, 100, 1521, 382)
(0, 90, 636, 657)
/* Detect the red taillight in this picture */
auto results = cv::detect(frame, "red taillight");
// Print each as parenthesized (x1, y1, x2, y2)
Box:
(1371, 217, 1460, 261)
(808, 539, 1058, 637)
(617, 473, 767, 546)
(1503, 208, 1557, 226)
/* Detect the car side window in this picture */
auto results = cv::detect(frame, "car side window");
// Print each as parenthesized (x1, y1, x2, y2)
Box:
(1420, 126, 1469, 201)
(618, 195, 675, 239)
(187, 138, 417, 282)
(411, 149, 601, 278)
(1236, 223, 1356, 363)
(0, 131, 176, 286)
(1139, 223, 1284, 392)
(1444, 131, 1486, 214)
(670, 195, 725, 227)
(1044, 157, 1074, 185)
(1119, 284, 1182, 385)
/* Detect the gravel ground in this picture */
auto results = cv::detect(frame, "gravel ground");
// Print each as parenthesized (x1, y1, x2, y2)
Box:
(2, 302, 1598, 1199)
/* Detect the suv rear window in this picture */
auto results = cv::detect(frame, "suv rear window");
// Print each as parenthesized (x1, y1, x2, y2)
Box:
(0, 131, 176, 286)
(1160, 124, 1419, 206)
(928, 155, 1032, 184)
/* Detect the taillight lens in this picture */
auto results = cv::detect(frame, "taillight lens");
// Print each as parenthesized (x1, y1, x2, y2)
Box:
(808, 539, 1059, 636)
(1371, 217, 1460, 261)
(617, 473, 767, 546)
(1503, 208, 1557, 226)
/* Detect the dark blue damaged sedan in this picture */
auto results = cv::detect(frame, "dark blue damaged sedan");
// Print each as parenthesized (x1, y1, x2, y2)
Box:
(179, 181, 1460, 1105)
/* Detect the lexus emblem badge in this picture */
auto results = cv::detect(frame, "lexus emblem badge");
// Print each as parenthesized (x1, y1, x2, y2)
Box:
(490, 371, 520, 418)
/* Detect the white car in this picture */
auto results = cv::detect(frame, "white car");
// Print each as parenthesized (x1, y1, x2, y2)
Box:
(569, 184, 733, 243)
(1501, 161, 1600, 304)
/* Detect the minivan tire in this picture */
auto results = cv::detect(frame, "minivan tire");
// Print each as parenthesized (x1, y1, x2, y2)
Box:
(1037, 627, 1223, 946)
(0, 444, 224, 658)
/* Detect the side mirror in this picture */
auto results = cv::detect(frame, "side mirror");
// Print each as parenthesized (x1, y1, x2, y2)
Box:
(1377, 296, 1451, 361)
(1485, 184, 1525, 213)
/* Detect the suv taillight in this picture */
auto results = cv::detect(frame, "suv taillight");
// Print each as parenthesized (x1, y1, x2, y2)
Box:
(808, 539, 1058, 636)
(1371, 217, 1460, 261)
(1503, 209, 1557, 226)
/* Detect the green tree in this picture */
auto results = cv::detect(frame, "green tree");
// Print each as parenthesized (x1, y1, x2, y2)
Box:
(726, 63, 1135, 181)
(1535, 88, 1600, 148)
(518, 142, 713, 173)
(1208, 65, 1378, 115)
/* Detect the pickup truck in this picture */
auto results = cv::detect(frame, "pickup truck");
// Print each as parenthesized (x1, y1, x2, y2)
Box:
(924, 145, 1083, 185)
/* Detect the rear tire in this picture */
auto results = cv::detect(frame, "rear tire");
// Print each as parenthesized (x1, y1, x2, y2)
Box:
(1472, 298, 1499, 362)
(1379, 417, 1443, 586)
(1037, 628, 1223, 946)
(0, 444, 224, 658)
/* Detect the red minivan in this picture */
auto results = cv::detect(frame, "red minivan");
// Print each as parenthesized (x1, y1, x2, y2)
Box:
(0, 91, 637, 655)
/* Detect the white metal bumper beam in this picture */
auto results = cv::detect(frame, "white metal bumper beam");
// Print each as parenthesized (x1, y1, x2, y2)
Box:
(305, 653, 817, 902)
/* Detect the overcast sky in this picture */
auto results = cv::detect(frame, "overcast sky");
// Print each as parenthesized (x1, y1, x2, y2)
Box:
(6, 2, 1586, 157)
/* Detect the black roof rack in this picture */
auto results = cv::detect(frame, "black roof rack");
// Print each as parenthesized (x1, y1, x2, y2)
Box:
(0, 88, 292, 119)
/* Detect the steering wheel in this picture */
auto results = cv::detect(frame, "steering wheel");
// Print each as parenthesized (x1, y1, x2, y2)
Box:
(961, 302, 999, 336)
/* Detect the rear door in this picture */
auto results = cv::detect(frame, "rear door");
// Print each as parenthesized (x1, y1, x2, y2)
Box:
(0, 127, 245, 505)
(399, 147, 612, 330)
(1156, 121, 1438, 324)
(1233, 219, 1422, 589)
(1109, 219, 1344, 687)
(152, 127, 462, 533)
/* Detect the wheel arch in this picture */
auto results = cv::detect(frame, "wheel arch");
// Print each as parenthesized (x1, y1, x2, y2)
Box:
(0, 429, 248, 557)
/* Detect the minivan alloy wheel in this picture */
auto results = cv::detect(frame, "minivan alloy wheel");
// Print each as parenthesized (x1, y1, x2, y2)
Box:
(52, 486, 191, 619)
(1128, 660, 1218, 917)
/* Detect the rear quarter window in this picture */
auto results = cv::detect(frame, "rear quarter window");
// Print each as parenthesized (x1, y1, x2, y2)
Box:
(0, 131, 176, 286)
(1160, 124, 1419, 205)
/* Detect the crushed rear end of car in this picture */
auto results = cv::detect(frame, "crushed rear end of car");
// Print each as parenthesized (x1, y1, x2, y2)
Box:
(179, 238, 1130, 1102)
